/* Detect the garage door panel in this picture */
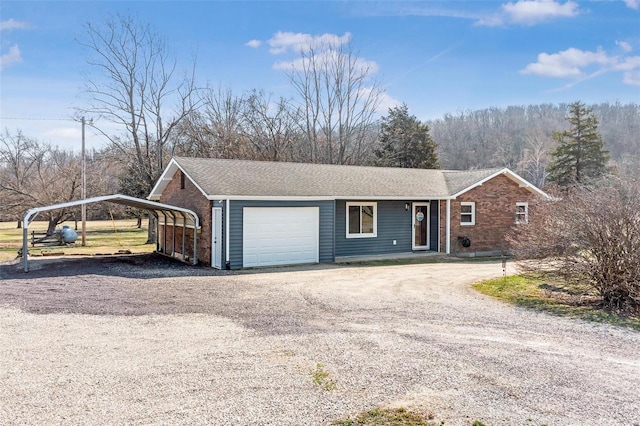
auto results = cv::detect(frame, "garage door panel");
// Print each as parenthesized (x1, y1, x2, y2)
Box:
(243, 207, 319, 267)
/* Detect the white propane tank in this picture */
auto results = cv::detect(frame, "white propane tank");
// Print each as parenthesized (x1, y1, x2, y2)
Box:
(57, 225, 78, 243)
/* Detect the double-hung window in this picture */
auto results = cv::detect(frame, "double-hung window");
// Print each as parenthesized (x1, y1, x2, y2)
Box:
(515, 202, 528, 224)
(460, 202, 475, 225)
(346, 202, 377, 238)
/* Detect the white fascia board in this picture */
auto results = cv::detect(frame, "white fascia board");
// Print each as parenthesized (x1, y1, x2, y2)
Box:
(148, 158, 179, 200)
(147, 158, 210, 201)
(449, 168, 551, 199)
(204, 195, 450, 201)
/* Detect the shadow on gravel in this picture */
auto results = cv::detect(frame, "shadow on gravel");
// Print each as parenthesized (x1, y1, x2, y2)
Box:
(1, 253, 227, 280)
(1, 253, 343, 280)
(0, 253, 342, 334)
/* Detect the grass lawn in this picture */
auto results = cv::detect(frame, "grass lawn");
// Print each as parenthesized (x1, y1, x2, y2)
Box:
(0, 219, 155, 261)
(473, 275, 640, 331)
(331, 407, 436, 426)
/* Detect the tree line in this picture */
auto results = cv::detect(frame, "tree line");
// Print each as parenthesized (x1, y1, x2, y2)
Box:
(1, 14, 638, 232)
(428, 101, 638, 187)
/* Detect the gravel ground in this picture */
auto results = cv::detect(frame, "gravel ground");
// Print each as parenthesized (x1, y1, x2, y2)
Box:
(1, 255, 639, 425)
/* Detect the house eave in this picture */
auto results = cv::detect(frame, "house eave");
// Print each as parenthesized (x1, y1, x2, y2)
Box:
(204, 195, 451, 201)
(148, 158, 210, 201)
(449, 168, 551, 199)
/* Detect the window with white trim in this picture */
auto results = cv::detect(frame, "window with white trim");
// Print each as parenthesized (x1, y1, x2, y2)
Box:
(516, 202, 528, 224)
(460, 202, 475, 225)
(346, 202, 377, 238)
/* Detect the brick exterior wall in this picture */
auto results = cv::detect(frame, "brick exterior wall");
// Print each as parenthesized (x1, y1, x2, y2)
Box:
(159, 170, 212, 265)
(439, 173, 537, 256)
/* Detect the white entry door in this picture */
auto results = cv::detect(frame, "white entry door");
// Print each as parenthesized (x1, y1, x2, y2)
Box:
(211, 207, 222, 269)
(243, 207, 319, 267)
(412, 202, 430, 250)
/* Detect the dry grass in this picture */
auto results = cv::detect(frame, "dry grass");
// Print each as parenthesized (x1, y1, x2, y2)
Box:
(473, 275, 640, 330)
(0, 219, 154, 261)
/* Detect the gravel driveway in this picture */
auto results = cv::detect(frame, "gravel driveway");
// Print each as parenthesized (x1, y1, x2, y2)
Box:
(1, 255, 639, 425)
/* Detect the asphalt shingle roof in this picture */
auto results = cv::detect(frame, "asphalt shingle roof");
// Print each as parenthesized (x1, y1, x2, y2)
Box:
(171, 157, 503, 199)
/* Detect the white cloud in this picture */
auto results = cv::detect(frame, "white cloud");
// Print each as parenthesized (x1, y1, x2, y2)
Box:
(477, 0, 580, 26)
(521, 46, 640, 86)
(245, 39, 261, 48)
(623, 69, 640, 85)
(624, 0, 639, 10)
(613, 55, 640, 72)
(521, 47, 611, 77)
(273, 50, 379, 76)
(0, 18, 28, 31)
(267, 31, 351, 55)
(616, 41, 633, 53)
(504, 0, 579, 23)
(372, 91, 402, 114)
(0, 45, 22, 71)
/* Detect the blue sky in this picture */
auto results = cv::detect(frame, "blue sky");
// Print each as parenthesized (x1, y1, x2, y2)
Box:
(1, 0, 639, 151)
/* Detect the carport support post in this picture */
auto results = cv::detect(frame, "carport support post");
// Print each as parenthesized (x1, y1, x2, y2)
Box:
(192, 219, 197, 266)
(155, 212, 160, 253)
(161, 212, 168, 255)
(170, 212, 177, 257)
(180, 212, 186, 262)
(22, 219, 29, 272)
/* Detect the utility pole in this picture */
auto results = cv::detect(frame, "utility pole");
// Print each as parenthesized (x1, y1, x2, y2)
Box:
(81, 117, 87, 246)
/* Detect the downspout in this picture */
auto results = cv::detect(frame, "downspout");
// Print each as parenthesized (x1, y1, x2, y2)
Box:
(446, 199, 451, 255)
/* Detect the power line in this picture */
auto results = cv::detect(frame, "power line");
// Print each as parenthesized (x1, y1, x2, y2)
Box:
(0, 117, 77, 122)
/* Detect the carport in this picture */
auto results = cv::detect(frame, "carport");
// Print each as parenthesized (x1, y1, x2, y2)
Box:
(21, 194, 200, 272)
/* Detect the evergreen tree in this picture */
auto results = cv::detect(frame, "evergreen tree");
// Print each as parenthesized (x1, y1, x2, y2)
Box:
(548, 101, 609, 187)
(375, 104, 439, 169)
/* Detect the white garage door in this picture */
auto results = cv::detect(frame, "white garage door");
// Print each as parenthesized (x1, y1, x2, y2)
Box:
(243, 207, 319, 267)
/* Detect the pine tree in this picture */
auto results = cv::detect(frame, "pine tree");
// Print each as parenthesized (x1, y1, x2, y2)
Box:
(375, 104, 440, 169)
(548, 101, 609, 187)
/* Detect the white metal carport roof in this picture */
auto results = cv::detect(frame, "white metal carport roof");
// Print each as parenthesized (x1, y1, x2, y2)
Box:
(21, 194, 200, 272)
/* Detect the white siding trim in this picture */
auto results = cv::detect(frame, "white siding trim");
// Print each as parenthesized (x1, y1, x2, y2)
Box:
(225, 199, 230, 264)
(446, 199, 451, 254)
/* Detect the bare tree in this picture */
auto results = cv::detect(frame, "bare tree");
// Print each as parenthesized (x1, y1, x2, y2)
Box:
(517, 130, 553, 188)
(77, 14, 197, 242)
(0, 129, 38, 224)
(0, 129, 81, 233)
(285, 39, 383, 165)
(510, 177, 640, 314)
(241, 90, 300, 162)
(179, 86, 247, 159)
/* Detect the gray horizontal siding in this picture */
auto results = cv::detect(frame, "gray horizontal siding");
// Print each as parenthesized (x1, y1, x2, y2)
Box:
(228, 200, 335, 269)
(335, 200, 412, 257)
(335, 200, 440, 257)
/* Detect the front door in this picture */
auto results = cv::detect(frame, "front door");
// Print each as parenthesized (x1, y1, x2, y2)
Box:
(412, 202, 430, 250)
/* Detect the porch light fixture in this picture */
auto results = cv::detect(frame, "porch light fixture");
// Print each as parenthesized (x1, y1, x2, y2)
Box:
(405, 203, 410, 211)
